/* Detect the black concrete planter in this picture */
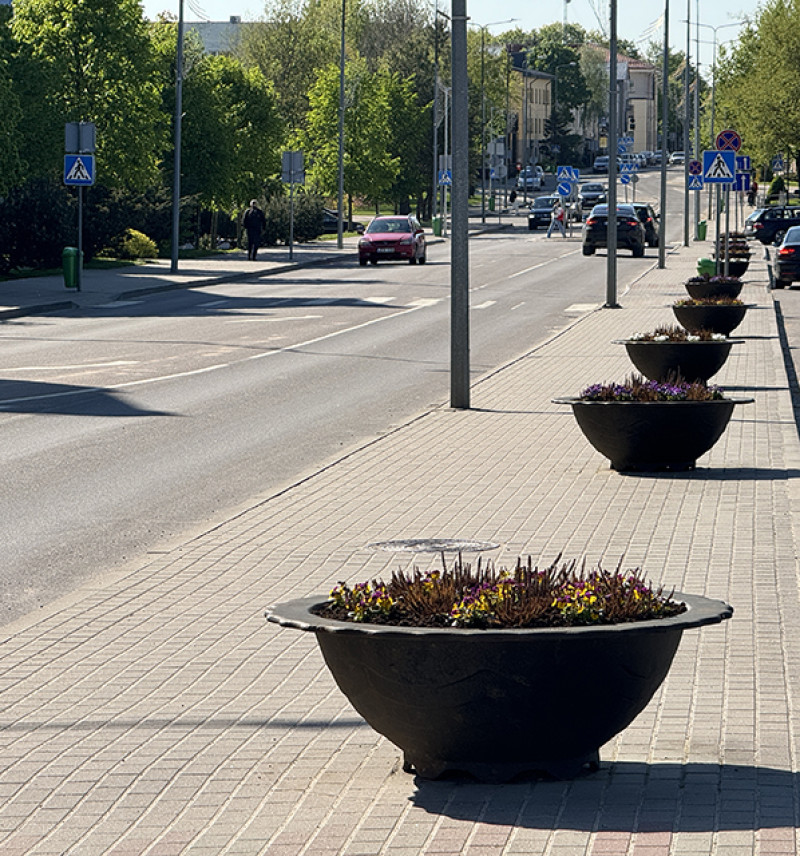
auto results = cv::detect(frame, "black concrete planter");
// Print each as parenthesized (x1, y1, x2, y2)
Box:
(684, 278, 744, 300)
(561, 398, 751, 471)
(621, 339, 742, 383)
(266, 594, 732, 782)
(673, 302, 749, 336)
(711, 258, 750, 278)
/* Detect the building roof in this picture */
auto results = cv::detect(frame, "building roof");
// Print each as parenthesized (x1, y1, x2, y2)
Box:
(186, 18, 250, 54)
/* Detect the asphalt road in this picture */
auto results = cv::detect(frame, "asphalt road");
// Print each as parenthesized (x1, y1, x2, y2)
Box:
(0, 170, 688, 627)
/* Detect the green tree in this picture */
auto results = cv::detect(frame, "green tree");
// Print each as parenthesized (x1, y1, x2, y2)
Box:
(299, 59, 399, 211)
(0, 8, 23, 193)
(11, 0, 165, 189)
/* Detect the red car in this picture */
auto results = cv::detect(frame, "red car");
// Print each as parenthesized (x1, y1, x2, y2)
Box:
(358, 215, 427, 265)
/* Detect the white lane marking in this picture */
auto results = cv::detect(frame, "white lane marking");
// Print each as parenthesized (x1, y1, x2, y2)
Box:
(565, 303, 599, 313)
(473, 300, 496, 310)
(97, 301, 143, 308)
(510, 302, 525, 311)
(225, 315, 323, 322)
(3, 360, 139, 372)
(0, 298, 444, 407)
(508, 250, 579, 279)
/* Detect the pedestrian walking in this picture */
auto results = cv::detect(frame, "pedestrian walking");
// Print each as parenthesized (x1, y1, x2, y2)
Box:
(242, 199, 266, 261)
(546, 200, 566, 238)
(509, 189, 520, 216)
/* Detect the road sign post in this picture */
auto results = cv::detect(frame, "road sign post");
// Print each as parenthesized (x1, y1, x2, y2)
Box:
(282, 151, 304, 261)
(64, 122, 97, 293)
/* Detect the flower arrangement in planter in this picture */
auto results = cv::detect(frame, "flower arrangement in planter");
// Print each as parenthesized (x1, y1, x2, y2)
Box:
(619, 324, 742, 382)
(556, 374, 752, 470)
(673, 296, 748, 335)
(712, 235, 751, 276)
(267, 555, 733, 782)
(684, 274, 743, 300)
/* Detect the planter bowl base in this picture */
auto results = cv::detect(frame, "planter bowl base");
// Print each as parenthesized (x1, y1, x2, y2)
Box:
(403, 750, 600, 783)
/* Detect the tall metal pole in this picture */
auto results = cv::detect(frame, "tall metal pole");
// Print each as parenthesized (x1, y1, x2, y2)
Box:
(606, 0, 619, 308)
(480, 27, 487, 223)
(170, 0, 184, 274)
(336, 0, 346, 249)
(658, 0, 669, 268)
(432, 0, 439, 223)
(683, 0, 690, 246)
(450, 0, 470, 409)
(693, 0, 700, 238)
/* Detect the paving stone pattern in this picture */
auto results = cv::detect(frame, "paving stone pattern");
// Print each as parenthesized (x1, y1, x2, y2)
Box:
(1, 246, 798, 855)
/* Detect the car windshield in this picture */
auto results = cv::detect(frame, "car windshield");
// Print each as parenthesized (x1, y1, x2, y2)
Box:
(533, 197, 557, 209)
(783, 226, 800, 243)
(590, 205, 636, 217)
(366, 218, 410, 234)
(582, 184, 603, 192)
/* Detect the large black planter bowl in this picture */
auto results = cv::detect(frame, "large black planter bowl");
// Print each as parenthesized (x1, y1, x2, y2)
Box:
(684, 278, 744, 300)
(673, 302, 749, 336)
(622, 339, 742, 383)
(266, 594, 732, 782)
(711, 258, 750, 278)
(561, 398, 751, 471)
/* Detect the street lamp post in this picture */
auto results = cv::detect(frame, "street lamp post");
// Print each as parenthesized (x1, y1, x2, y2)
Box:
(336, 0, 346, 249)
(658, 0, 669, 269)
(170, 0, 184, 273)
(551, 61, 577, 164)
(475, 18, 518, 224)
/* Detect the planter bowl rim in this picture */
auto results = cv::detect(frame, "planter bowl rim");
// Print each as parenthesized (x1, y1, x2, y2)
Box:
(670, 302, 756, 308)
(553, 396, 754, 405)
(266, 591, 733, 639)
(612, 338, 745, 345)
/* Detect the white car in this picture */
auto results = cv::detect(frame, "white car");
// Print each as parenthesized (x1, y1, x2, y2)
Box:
(517, 165, 544, 191)
(669, 151, 685, 165)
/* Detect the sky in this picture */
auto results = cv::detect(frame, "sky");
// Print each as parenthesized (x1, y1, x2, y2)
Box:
(142, 0, 751, 74)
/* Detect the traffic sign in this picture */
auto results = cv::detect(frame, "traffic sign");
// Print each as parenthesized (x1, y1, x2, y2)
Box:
(703, 150, 736, 183)
(557, 181, 572, 197)
(736, 155, 751, 172)
(64, 154, 95, 186)
(735, 172, 751, 192)
(617, 142, 627, 155)
(772, 155, 785, 172)
(688, 159, 703, 176)
(715, 129, 741, 151)
(688, 175, 704, 190)
(438, 169, 452, 186)
(620, 173, 631, 185)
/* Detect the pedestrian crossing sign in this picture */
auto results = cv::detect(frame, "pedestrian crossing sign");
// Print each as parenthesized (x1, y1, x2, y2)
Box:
(702, 150, 735, 184)
(64, 154, 95, 186)
(688, 175, 704, 190)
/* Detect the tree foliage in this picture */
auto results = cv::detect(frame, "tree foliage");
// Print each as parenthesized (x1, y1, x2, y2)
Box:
(11, 0, 164, 189)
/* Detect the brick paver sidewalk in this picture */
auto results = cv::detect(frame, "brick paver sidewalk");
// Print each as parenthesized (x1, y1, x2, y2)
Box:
(1, 243, 798, 855)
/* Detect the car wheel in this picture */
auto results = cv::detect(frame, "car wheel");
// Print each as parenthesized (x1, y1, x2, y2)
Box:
(632, 244, 645, 258)
(409, 255, 417, 265)
(582, 245, 595, 256)
(774, 231, 787, 246)
(774, 276, 789, 289)
(649, 237, 660, 248)
(359, 258, 367, 266)
(528, 223, 536, 231)
(419, 252, 427, 265)
(370, 259, 378, 265)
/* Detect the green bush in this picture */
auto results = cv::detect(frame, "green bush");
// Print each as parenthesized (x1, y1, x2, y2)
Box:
(260, 192, 325, 245)
(0, 178, 73, 272)
(118, 229, 158, 259)
(768, 174, 786, 199)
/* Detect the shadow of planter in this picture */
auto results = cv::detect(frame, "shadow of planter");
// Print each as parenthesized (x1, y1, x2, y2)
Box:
(266, 593, 732, 782)
(673, 303, 749, 336)
(559, 398, 752, 471)
(621, 339, 743, 383)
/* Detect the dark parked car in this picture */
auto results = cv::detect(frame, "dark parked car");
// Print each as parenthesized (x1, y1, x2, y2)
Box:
(747, 206, 800, 245)
(577, 182, 607, 212)
(358, 215, 426, 265)
(582, 204, 646, 257)
(629, 202, 660, 247)
(773, 226, 800, 287)
(322, 208, 364, 235)
(527, 194, 560, 230)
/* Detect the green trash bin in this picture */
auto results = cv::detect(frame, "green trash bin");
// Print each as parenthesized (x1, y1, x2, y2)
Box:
(488, 194, 496, 212)
(62, 247, 80, 289)
(697, 220, 708, 241)
(696, 257, 716, 277)
(432, 216, 442, 237)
